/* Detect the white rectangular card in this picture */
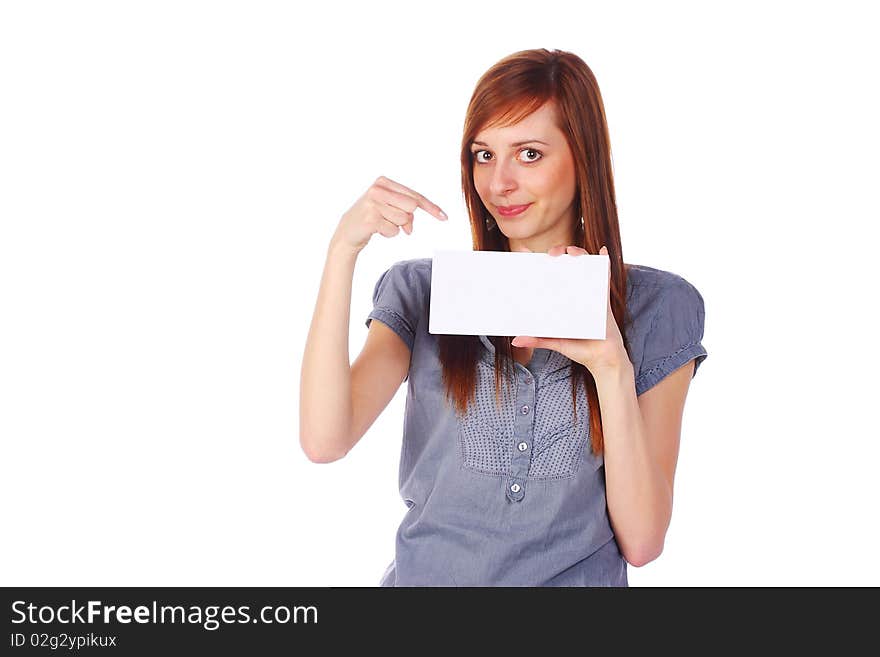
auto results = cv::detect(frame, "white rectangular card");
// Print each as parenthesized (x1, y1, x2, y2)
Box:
(428, 249, 608, 339)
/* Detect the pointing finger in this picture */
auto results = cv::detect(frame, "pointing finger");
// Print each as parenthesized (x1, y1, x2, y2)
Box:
(375, 176, 448, 221)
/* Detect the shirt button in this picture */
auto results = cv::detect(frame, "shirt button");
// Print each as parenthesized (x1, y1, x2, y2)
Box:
(510, 483, 521, 493)
(524, 376, 532, 385)
(517, 441, 529, 452)
(520, 405, 530, 415)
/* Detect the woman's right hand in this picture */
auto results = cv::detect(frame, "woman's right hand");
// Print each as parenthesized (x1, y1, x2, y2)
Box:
(331, 176, 448, 253)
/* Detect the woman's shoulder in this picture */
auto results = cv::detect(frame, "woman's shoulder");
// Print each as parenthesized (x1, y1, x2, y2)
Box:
(623, 263, 708, 392)
(624, 262, 698, 291)
(385, 257, 432, 275)
(623, 262, 705, 326)
(371, 258, 433, 302)
(403, 257, 433, 269)
(378, 257, 433, 291)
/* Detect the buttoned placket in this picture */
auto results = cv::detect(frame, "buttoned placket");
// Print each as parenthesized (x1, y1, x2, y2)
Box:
(477, 336, 550, 502)
(505, 361, 536, 501)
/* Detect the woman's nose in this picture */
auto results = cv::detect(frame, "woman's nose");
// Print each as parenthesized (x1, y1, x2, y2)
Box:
(488, 159, 517, 195)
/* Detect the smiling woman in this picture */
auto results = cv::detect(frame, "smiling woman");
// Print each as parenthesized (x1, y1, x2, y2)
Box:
(468, 101, 579, 253)
(300, 47, 708, 588)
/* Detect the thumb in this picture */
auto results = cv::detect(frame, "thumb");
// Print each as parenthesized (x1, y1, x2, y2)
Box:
(512, 336, 563, 351)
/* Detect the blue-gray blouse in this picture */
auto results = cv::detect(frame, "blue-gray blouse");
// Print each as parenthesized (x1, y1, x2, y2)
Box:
(365, 257, 708, 586)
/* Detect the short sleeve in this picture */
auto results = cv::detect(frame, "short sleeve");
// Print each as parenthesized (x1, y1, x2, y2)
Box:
(364, 261, 425, 353)
(635, 280, 708, 396)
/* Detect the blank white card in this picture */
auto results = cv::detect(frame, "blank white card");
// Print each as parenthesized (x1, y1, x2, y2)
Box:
(428, 250, 608, 339)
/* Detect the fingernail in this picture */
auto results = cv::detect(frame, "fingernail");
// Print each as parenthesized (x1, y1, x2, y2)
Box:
(440, 210, 448, 220)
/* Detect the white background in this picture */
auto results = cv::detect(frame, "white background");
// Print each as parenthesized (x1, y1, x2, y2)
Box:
(1, 0, 877, 586)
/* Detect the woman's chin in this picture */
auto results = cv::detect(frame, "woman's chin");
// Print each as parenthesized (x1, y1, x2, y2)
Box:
(500, 225, 535, 238)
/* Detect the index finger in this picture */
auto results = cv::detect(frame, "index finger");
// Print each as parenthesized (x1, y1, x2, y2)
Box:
(377, 176, 448, 221)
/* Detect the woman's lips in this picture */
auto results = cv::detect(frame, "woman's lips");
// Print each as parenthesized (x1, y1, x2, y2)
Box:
(496, 203, 532, 217)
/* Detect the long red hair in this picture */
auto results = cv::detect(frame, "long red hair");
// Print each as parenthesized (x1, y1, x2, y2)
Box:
(437, 48, 633, 456)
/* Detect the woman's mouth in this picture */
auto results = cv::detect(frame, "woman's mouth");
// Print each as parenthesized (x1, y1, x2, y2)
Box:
(496, 203, 532, 217)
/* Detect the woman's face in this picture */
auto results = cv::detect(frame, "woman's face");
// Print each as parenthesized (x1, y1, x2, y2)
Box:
(471, 101, 578, 253)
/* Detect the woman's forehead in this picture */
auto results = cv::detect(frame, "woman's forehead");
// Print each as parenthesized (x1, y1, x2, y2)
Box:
(476, 101, 559, 142)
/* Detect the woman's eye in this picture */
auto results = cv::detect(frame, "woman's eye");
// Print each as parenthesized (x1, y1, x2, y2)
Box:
(472, 148, 542, 164)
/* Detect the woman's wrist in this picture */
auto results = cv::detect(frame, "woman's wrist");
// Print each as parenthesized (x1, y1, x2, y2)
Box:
(327, 234, 363, 261)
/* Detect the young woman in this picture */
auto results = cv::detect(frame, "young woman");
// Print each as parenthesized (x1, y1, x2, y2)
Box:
(300, 48, 708, 586)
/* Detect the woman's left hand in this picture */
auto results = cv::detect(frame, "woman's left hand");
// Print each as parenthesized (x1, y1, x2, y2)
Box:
(511, 245, 630, 377)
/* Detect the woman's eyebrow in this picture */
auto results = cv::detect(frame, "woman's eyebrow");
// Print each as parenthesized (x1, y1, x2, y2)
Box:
(471, 139, 550, 147)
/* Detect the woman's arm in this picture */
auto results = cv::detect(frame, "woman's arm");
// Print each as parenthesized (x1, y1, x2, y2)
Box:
(298, 177, 447, 463)
(299, 239, 361, 462)
(597, 360, 695, 566)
